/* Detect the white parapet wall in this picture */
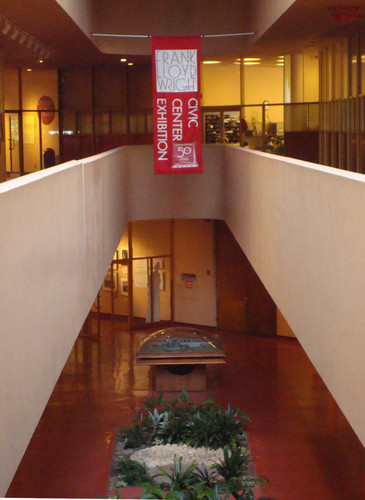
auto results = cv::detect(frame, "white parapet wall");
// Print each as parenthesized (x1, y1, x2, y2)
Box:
(223, 145, 365, 449)
(0, 149, 129, 496)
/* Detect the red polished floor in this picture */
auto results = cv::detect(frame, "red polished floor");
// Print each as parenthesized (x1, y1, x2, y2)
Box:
(6, 321, 365, 499)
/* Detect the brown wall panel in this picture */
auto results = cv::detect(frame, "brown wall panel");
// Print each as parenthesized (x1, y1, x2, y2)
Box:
(216, 220, 276, 336)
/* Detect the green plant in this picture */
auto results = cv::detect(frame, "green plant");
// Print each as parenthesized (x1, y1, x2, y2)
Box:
(114, 456, 152, 486)
(155, 455, 198, 491)
(140, 484, 185, 499)
(184, 403, 249, 450)
(217, 475, 271, 500)
(189, 482, 229, 500)
(150, 391, 250, 450)
(212, 445, 250, 481)
(192, 464, 218, 488)
(143, 391, 174, 412)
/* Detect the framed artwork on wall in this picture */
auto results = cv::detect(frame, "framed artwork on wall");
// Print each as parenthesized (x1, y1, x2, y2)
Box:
(103, 269, 117, 291)
(121, 278, 129, 296)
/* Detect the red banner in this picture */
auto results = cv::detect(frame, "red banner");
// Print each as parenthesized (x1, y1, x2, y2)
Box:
(152, 36, 203, 175)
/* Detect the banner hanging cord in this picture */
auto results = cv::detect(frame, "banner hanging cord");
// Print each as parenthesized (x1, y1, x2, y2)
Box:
(92, 32, 255, 38)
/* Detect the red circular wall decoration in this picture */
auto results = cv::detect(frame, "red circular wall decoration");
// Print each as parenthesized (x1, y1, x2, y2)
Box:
(37, 95, 55, 125)
(328, 6, 359, 23)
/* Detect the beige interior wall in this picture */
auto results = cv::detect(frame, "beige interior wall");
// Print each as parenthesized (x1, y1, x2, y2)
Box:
(201, 62, 241, 106)
(244, 65, 284, 105)
(303, 53, 319, 102)
(174, 219, 216, 326)
(223, 145, 365, 449)
(125, 145, 224, 222)
(243, 65, 284, 130)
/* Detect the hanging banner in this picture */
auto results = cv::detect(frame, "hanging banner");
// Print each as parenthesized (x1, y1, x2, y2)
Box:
(152, 36, 203, 174)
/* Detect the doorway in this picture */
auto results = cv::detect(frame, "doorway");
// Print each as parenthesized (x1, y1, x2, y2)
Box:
(215, 220, 277, 335)
(6, 113, 20, 177)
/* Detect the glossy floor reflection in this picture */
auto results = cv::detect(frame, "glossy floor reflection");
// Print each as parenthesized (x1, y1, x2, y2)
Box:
(6, 321, 365, 499)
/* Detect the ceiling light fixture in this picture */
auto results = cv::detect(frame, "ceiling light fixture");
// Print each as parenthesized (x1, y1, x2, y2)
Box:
(243, 57, 261, 62)
(203, 60, 222, 64)
(120, 58, 127, 62)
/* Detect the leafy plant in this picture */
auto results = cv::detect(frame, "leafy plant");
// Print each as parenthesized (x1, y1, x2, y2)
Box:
(148, 408, 169, 430)
(192, 464, 218, 488)
(114, 456, 152, 486)
(143, 391, 173, 412)
(141, 484, 185, 499)
(154, 455, 198, 491)
(212, 445, 250, 481)
(148, 391, 250, 450)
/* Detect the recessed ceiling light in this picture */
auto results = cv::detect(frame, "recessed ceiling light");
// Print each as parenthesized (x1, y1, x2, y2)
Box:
(26, 68, 32, 71)
(203, 60, 222, 64)
(120, 58, 127, 62)
(128, 62, 134, 66)
(243, 57, 261, 62)
(244, 61, 261, 65)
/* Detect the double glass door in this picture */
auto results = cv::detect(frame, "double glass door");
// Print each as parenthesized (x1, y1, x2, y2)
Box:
(203, 108, 241, 145)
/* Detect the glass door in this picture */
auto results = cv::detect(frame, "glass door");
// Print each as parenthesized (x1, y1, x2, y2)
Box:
(133, 255, 172, 328)
(6, 113, 20, 177)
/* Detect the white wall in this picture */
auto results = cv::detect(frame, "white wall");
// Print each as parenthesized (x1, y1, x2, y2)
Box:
(0, 149, 128, 496)
(126, 145, 224, 221)
(223, 145, 365, 449)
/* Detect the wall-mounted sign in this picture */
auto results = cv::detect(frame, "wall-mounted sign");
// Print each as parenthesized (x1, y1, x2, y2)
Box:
(37, 96, 55, 125)
(181, 273, 196, 281)
(152, 36, 203, 175)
